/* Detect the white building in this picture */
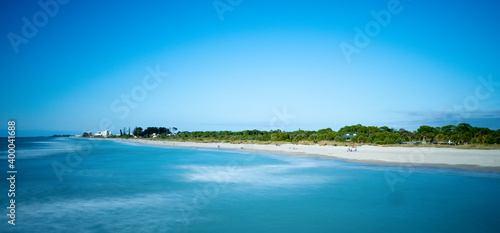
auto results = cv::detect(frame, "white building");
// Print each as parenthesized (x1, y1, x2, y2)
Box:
(93, 130, 111, 137)
(102, 130, 111, 137)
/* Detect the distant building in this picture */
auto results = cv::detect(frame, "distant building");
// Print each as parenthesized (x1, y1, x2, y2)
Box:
(341, 132, 358, 141)
(92, 130, 111, 137)
(86, 131, 93, 137)
(102, 130, 111, 137)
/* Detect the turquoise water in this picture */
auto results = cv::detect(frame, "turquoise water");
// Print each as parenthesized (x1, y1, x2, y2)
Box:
(1, 137, 500, 232)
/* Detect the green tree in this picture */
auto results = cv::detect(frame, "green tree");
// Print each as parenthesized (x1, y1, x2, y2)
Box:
(379, 126, 390, 132)
(456, 123, 472, 133)
(450, 134, 461, 144)
(133, 127, 143, 137)
(435, 133, 445, 142)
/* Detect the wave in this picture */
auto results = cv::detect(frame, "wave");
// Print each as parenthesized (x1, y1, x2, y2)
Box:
(176, 161, 339, 188)
(0, 139, 96, 159)
(17, 193, 204, 232)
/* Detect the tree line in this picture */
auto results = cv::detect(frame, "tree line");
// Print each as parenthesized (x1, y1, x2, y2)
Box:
(120, 123, 499, 145)
(112, 126, 178, 138)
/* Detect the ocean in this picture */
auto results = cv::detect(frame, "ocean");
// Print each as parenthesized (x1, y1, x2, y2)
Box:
(1, 137, 500, 232)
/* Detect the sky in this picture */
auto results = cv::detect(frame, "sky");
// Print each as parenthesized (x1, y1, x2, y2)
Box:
(1, 0, 499, 136)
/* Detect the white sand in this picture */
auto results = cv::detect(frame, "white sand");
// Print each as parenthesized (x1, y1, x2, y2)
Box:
(114, 139, 500, 172)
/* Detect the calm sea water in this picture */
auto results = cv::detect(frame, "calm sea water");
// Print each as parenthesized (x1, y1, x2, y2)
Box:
(1, 137, 500, 232)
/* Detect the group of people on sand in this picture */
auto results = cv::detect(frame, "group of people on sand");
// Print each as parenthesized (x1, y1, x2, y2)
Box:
(347, 145, 358, 152)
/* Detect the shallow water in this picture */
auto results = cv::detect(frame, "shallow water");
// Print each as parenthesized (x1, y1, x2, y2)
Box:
(1, 137, 500, 232)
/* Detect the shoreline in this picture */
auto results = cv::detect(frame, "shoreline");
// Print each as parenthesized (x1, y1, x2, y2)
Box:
(102, 138, 500, 172)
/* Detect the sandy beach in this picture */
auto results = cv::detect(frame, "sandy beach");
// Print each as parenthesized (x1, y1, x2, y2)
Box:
(108, 139, 500, 172)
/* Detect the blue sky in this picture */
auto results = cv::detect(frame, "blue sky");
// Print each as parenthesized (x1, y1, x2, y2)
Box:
(1, 0, 499, 136)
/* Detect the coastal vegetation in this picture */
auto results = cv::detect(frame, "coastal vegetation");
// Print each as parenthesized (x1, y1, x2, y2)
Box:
(51, 134, 72, 137)
(108, 123, 500, 147)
